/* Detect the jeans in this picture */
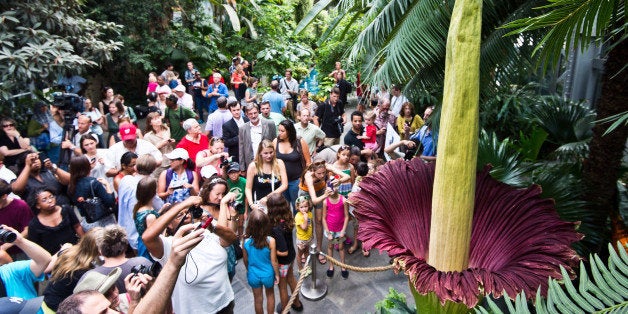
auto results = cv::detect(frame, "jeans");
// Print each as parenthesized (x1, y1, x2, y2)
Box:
(283, 179, 300, 213)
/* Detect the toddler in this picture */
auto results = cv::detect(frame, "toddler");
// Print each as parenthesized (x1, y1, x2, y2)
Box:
(295, 195, 313, 271)
(358, 111, 378, 152)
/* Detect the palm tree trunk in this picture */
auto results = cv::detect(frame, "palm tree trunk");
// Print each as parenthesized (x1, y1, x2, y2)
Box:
(582, 39, 628, 253)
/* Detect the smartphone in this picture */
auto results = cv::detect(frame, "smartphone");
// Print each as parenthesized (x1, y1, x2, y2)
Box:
(195, 216, 214, 231)
(327, 179, 335, 192)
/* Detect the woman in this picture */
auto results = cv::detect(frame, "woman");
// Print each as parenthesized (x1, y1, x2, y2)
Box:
(196, 137, 229, 179)
(82, 225, 152, 294)
(48, 105, 65, 164)
(231, 64, 247, 103)
(143, 112, 174, 177)
(0, 118, 31, 172)
(245, 139, 288, 213)
(295, 90, 317, 121)
(82, 98, 105, 147)
(396, 102, 424, 140)
(199, 176, 240, 280)
(176, 119, 209, 165)
(27, 188, 84, 255)
(113, 152, 137, 192)
(68, 156, 116, 230)
(158, 148, 200, 204)
(244, 77, 258, 104)
(133, 177, 161, 260)
(298, 158, 350, 264)
(273, 120, 310, 210)
(103, 101, 124, 147)
(12, 152, 71, 207)
(42, 227, 103, 312)
(114, 94, 138, 125)
(98, 86, 115, 115)
(79, 134, 110, 179)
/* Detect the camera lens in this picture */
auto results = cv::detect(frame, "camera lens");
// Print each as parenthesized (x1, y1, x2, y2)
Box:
(0, 228, 17, 243)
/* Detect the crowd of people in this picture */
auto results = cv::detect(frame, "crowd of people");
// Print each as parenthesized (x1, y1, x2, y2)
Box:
(0, 57, 438, 313)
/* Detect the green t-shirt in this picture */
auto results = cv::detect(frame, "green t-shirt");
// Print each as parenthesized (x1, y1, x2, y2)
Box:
(166, 106, 196, 141)
(227, 176, 247, 214)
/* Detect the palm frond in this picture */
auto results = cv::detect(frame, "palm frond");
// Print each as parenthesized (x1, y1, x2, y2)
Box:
(222, 4, 241, 32)
(477, 130, 530, 187)
(294, 0, 335, 34)
(530, 96, 595, 145)
(502, 0, 626, 70)
(598, 111, 628, 136)
(475, 242, 628, 313)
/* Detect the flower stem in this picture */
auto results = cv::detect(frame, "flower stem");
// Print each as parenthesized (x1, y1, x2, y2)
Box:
(427, 0, 482, 272)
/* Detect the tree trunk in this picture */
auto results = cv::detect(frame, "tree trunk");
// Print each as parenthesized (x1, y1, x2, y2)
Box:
(582, 39, 628, 253)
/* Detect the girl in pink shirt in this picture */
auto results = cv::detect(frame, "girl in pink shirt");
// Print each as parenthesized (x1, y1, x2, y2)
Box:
(322, 182, 349, 279)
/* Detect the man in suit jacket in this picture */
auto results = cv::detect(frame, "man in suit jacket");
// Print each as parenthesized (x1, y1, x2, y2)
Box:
(222, 101, 249, 161)
(238, 103, 276, 174)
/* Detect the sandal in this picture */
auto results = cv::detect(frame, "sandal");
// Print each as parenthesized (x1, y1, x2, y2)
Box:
(362, 249, 370, 257)
(348, 246, 358, 254)
(318, 254, 327, 265)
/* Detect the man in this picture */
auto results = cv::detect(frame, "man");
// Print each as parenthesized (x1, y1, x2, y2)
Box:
(238, 103, 276, 172)
(57, 290, 118, 314)
(262, 80, 286, 114)
(57, 71, 87, 94)
(279, 69, 299, 110)
(61, 114, 93, 156)
(335, 75, 352, 109)
(142, 196, 237, 314)
(0, 181, 32, 259)
(314, 87, 345, 146)
(117, 155, 162, 253)
(295, 108, 326, 156)
(173, 84, 194, 111)
(164, 94, 197, 142)
(222, 101, 249, 160)
(155, 75, 172, 98)
(374, 99, 396, 155)
(183, 61, 198, 90)
(410, 106, 437, 162)
(205, 73, 229, 114)
(106, 123, 163, 177)
(343, 111, 374, 159)
(0, 225, 52, 300)
(328, 61, 346, 80)
(389, 85, 409, 116)
(259, 100, 285, 129)
(176, 119, 209, 164)
(205, 96, 234, 138)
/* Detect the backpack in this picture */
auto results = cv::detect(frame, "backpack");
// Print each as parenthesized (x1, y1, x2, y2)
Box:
(165, 168, 194, 188)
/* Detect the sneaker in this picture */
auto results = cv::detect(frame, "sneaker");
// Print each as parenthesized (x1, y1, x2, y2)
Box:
(341, 269, 349, 279)
(326, 269, 334, 278)
(344, 237, 352, 245)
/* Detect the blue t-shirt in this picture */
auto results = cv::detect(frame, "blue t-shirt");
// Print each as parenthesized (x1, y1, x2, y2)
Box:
(262, 91, 286, 114)
(205, 83, 229, 112)
(0, 260, 44, 299)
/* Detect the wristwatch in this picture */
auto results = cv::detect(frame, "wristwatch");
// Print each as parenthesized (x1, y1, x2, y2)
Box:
(51, 164, 58, 172)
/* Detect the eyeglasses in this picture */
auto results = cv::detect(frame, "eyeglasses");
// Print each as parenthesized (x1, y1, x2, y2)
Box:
(2, 123, 15, 128)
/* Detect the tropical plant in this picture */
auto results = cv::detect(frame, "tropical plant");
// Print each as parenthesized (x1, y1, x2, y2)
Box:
(477, 131, 529, 188)
(476, 242, 628, 313)
(351, 158, 582, 312)
(504, 0, 627, 254)
(0, 0, 123, 99)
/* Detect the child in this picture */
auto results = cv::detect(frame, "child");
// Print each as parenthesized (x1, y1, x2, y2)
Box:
(146, 72, 158, 95)
(295, 195, 314, 271)
(267, 194, 304, 312)
(225, 162, 247, 240)
(242, 210, 279, 314)
(358, 111, 378, 152)
(348, 162, 370, 257)
(323, 180, 350, 279)
(133, 177, 160, 261)
(332, 145, 355, 246)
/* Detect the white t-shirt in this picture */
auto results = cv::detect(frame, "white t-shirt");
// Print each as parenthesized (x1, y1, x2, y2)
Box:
(107, 139, 163, 170)
(153, 232, 233, 314)
(177, 93, 195, 111)
(250, 122, 263, 157)
(390, 95, 408, 117)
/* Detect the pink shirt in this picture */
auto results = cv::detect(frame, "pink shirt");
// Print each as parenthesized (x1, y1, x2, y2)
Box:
(325, 196, 346, 232)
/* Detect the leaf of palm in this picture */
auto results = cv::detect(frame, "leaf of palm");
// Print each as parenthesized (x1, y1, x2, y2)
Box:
(502, 0, 625, 70)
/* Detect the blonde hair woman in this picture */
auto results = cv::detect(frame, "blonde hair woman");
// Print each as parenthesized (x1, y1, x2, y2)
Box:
(42, 227, 103, 312)
(143, 112, 174, 177)
(245, 139, 288, 212)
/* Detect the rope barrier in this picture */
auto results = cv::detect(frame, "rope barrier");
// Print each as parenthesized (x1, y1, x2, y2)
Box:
(279, 252, 396, 313)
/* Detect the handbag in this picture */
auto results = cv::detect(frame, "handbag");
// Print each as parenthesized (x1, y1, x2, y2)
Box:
(81, 179, 112, 223)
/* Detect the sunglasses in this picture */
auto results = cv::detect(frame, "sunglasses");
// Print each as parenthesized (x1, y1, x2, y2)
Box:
(2, 123, 15, 128)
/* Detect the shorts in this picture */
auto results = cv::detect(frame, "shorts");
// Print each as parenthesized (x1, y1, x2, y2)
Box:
(247, 272, 274, 289)
(296, 238, 313, 251)
(325, 231, 345, 244)
(278, 264, 290, 277)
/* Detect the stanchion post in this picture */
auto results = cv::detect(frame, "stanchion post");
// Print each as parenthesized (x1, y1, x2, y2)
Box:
(300, 243, 327, 301)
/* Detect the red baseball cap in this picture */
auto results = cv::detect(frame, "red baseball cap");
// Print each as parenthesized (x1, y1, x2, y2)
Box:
(119, 123, 137, 141)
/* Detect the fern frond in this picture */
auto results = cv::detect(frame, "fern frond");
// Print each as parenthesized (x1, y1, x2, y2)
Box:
(474, 242, 628, 313)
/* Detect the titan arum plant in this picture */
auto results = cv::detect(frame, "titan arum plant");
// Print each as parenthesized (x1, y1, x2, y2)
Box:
(350, 0, 581, 312)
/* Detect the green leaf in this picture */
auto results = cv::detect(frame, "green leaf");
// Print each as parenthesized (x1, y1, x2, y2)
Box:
(222, 4, 241, 32)
(294, 0, 334, 35)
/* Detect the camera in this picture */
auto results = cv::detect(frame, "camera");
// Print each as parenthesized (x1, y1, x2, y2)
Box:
(229, 200, 244, 213)
(404, 139, 421, 161)
(333, 116, 344, 134)
(219, 156, 230, 168)
(0, 227, 17, 243)
(189, 205, 204, 219)
(52, 92, 84, 114)
(131, 263, 161, 278)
